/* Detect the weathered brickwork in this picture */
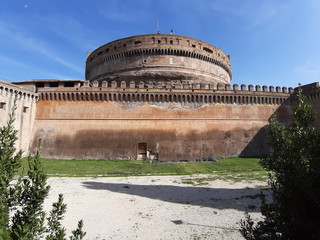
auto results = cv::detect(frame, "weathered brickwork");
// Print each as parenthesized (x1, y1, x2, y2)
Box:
(27, 80, 292, 161)
(86, 34, 232, 85)
(3, 34, 319, 161)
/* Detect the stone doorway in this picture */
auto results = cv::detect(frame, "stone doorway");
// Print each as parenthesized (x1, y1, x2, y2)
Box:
(137, 142, 147, 160)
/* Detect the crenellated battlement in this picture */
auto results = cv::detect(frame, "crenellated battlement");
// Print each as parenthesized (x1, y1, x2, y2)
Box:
(37, 80, 294, 106)
(0, 81, 38, 102)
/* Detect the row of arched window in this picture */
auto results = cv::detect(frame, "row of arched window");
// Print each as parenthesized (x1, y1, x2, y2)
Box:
(40, 91, 290, 105)
(87, 48, 232, 78)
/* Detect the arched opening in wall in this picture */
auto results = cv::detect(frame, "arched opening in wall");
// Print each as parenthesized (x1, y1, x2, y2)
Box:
(146, 94, 149, 102)
(169, 95, 172, 102)
(95, 93, 99, 101)
(137, 94, 141, 102)
(213, 95, 216, 103)
(208, 95, 212, 103)
(204, 95, 208, 103)
(104, 93, 107, 101)
(195, 95, 199, 102)
(164, 95, 168, 102)
(238, 96, 241, 104)
(182, 95, 185, 103)
(113, 93, 117, 101)
(187, 95, 190, 103)
(217, 96, 221, 103)
(173, 95, 177, 102)
(199, 95, 203, 103)
(141, 94, 145, 102)
(155, 94, 159, 102)
(203, 47, 213, 53)
(132, 94, 135, 102)
(137, 142, 147, 160)
(191, 95, 195, 103)
(160, 95, 163, 102)
(225, 96, 229, 104)
(108, 93, 112, 101)
(221, 96, 225, 103)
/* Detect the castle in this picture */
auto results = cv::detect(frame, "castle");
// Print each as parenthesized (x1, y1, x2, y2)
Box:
(1, 34, 319, 161)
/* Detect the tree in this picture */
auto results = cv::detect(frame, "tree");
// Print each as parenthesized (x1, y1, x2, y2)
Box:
(0, 93, 86, 240)
(240, 89, 320, 239)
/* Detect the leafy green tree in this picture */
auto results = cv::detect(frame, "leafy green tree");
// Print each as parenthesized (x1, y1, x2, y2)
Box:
(0, 93, 86, 240)
(240, 90, 320, 239)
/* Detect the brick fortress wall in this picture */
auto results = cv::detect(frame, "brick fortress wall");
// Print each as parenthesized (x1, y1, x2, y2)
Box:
(30, 80, 293, 161)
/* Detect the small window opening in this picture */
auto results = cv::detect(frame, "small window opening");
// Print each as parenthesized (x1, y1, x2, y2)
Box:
(97, 51, 103, 56)
(203, 47, 213, 53)
(135, 41, 142, 45)
(114, 46, 117, 50)
(158, 40, 161, 44)
(105, 48, 109, 53)
(0, 102, 6, 110)
(64, 82, 74, 87)
(170, 40, 173, 44)
(49, 82, 59, 88)
(192, 44, 196, 48)
(123, 43, 127, 47)
(23, 106, 28, 113)
(36, 82, 44, 88)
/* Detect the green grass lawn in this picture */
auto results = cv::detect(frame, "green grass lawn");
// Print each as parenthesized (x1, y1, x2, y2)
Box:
(19, 157, 267, 181)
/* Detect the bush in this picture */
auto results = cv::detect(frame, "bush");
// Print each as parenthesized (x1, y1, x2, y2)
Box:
(0, 95, 86, 240)
(240, 89, 320, 240)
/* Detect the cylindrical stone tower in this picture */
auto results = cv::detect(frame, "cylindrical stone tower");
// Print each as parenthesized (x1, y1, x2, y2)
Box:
(85, 34, 231, 85)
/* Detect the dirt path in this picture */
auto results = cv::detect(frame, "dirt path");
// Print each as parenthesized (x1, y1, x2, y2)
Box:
(44, 175, 267, 240)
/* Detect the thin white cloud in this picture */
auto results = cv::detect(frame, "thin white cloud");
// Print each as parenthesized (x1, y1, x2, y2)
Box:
(0, 20, 83, 74)
(37, 14, 97, 52)
(204, 0, 281, 28)
(0, 54, 78, 81)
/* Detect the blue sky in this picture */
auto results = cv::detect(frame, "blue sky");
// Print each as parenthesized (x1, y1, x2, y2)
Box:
(1, 0, 320, 88)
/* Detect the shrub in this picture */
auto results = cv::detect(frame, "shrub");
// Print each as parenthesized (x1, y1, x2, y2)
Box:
(240, 89, 320, 240)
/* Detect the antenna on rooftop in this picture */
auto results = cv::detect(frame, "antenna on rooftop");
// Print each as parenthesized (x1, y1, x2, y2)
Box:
(156, 8, 160, 34)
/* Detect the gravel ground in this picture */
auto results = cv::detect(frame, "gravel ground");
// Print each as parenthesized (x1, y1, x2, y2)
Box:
(44, 175, 268, 240)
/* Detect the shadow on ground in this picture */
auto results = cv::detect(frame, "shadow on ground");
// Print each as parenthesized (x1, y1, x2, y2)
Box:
(82, 181, 269, 212)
